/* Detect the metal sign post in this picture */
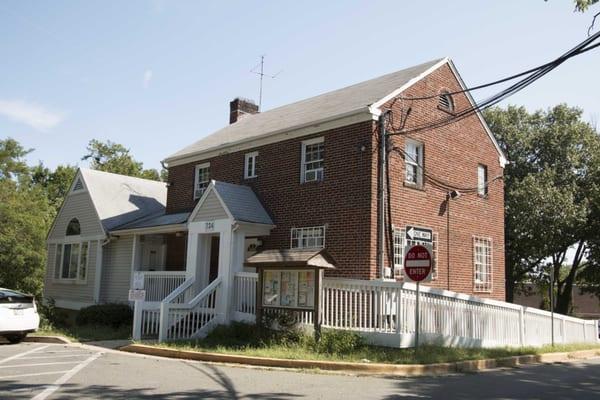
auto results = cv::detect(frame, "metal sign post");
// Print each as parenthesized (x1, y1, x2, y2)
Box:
(404, 244, 433, 349)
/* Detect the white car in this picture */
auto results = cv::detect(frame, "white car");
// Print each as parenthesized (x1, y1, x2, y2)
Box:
(0, 288, 40, 344)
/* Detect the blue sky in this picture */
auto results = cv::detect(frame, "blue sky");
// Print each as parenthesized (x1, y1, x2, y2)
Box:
(1, 1, 598, 171)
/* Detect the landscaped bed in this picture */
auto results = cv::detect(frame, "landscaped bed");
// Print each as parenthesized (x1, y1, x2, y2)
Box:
(153, 322, 600, 365)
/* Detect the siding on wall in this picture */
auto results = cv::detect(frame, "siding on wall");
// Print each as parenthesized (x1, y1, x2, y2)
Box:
(192, 192, 228, 221)
(43, 241, 98, 304)
(48, 191, 104, 240)
(100, 236, 133, 304)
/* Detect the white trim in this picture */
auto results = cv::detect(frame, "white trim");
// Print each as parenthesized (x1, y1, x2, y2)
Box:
(404, 139, 423, 187)
(193, 162, 211, 200)
(290, 226, 326, 249)
(47, 234, 106, 244)
(109, 224, 187, 235)
(188, 181, 235, 223)
(244, 151, 258, 179)
(53, 241, 89, 283)
(370, 58, 450, 112)
(164, 111, 373, 167)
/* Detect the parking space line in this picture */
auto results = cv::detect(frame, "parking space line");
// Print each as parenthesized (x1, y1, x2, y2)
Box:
(0, 345, 50, 365)
(20, 353, 94, 360)
(31, 352, 102, 400)
(0, 360, 82, 369)
(0, 370, 71, 379)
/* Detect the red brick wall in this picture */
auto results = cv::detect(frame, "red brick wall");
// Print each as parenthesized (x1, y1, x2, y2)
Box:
(378, 63, 505, 301)
(165, 62, 506, 300)
(166, 121, 378, 279)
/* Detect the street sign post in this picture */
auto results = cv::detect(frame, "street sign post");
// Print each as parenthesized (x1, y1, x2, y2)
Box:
(404, 244, 433, 349)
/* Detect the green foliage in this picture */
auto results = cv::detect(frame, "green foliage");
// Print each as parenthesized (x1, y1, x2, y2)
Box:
(0, 179, 53, 298)
(0, 137, 31, 181)
(29, 163, 78, 212)
(82, 139, 162, 181)
(75, 304, 133, 328)
(484, 105, 600, 312)
(573, 0, 599, 12)
(310, 329, 364, 355)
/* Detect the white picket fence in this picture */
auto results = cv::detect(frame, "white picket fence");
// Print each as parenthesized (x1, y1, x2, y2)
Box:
(233, 273, 599, 348)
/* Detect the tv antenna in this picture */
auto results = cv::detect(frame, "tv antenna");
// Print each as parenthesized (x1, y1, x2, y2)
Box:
(251, 55, 282, 111)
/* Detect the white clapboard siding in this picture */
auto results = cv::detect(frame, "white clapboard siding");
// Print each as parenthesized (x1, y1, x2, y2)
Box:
(48, 191, 104, 240)
(100, 236, 134, 303)
(192, 191, 228, 222)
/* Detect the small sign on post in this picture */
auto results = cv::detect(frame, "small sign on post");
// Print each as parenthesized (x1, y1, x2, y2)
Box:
(404, 243, 433, 348)
(128, 289, 146, 302)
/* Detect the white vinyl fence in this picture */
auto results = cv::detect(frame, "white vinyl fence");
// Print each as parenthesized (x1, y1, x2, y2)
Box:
(233, 273, 599, 348)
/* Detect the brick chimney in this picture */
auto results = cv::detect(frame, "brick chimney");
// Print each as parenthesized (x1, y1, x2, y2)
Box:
(229, 97, 259, 124)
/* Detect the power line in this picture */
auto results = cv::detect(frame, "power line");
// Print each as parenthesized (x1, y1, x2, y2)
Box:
(386, 30, 600, 136)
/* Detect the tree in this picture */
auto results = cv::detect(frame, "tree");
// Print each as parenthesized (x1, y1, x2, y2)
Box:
(82, 139, 161, 181)
(573, 0, 599, 12)
(0, 179, 53, 298)
(30, 163, 78, 212)
(484, 105, 600, 314)
(0, 138, 31, 181)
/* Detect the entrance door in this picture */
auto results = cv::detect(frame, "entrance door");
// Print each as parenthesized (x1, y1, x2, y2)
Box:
(209, 236, 220, 283)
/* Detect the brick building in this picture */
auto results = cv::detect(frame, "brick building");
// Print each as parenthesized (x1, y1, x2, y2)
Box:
(44, 57, 507, 315)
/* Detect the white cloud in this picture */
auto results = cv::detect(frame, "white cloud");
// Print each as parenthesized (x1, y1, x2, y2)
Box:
(0, 99, 64, 131)
(143, 69, 153, 89)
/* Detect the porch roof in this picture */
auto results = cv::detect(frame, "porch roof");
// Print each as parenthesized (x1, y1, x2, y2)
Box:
(212, 181, 274, 225)
(244, 249, 336, 269)
(110, 211, 190, 233)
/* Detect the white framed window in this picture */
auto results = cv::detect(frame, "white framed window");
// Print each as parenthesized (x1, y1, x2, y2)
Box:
(478, 164, 488, 197)
(244, 151, 258, 179)
(393, 227, 438, 279)
(473, 236, 492, 292)
(405, 140, 423, 186)
(194, 162, 210, 199)
(301, 137, 324, 183)
(291, 226, 326, 249)
(54, 241, 89, 282)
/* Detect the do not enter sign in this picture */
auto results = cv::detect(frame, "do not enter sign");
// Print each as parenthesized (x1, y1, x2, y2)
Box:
(404, 244, 432, 282)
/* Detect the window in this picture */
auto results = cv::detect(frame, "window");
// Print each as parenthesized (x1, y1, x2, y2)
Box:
(291, 226, 326, 249)
(405, 140, 423, 186)
(439, 91, 454, 112)
(393, 228, 438, 278)
(66, 218, 81, 236)
(244, 152, 258, 179)
(194, 163, 210, 199)
(473, 237, 492, 292)
(478, 164, 488, 197)
(54, 241, 89, 282)
(301, 138, 324, 183)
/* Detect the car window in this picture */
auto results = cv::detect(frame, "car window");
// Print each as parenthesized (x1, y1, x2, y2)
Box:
(0, 289, 33, 303)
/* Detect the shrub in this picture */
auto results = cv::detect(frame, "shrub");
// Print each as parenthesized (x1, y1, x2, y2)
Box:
(76, 303, 133, 328)
(38, 297, 68, 328)
(312, 329, 365, 355)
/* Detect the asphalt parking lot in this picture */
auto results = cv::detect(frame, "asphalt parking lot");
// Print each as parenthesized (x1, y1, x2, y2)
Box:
(2, 340, 600, 399)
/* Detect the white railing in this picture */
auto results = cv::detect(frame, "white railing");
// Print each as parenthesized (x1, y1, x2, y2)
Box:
(232, 273, 599, 348)
(159, 277, 222, 341)
(139, 271, 187, 302)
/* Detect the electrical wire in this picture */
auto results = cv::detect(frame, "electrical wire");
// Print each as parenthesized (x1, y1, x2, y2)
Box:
(386, 31, 600, 136)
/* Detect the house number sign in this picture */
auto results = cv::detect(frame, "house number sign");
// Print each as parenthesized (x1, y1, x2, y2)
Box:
(205, 221, 215, 232)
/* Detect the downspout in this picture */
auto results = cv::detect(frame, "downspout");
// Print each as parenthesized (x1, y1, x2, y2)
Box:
(377, 111, 391, 280)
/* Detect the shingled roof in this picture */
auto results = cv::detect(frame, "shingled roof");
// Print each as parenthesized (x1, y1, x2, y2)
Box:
(165, 58, 445, 163)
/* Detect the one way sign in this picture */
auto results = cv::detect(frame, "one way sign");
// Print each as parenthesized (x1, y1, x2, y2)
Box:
(406, 225, 433, 243)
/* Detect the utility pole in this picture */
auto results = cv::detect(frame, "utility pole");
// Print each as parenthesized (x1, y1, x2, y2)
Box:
(378, 111, 390, 280)
(550, 264, 555, 346)
(251, 55, 281, 112)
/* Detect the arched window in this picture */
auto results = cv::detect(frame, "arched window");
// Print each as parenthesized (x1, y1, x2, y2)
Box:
(66, 218, 81, 236)
(439, 91, 454, 112)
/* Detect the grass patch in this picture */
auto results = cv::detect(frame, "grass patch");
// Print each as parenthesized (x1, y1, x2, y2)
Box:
(155, 322, 600, 365)
(38, 324, 132, 342)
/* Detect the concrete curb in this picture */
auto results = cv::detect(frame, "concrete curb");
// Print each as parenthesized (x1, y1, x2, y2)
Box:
(24, 335, 72, 344)
(119, 344, 600, 377)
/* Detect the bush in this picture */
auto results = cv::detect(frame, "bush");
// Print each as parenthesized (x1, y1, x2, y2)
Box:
(75, 303, 133, 328)
(38, 297, 68, 328)
(312, 329, 365, 355)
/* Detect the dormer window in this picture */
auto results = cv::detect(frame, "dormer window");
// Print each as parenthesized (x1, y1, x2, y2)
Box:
(438, 91, 454, 113)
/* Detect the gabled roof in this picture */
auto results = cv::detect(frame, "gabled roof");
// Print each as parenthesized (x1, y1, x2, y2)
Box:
(244, 249, 336, 269)
(80, 169, 167, 231)
(191, 180, 274, 225)
(165, 58, 446, 164)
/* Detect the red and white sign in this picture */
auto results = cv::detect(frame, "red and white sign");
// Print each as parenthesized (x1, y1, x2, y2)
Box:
(403, 244, 432, 282)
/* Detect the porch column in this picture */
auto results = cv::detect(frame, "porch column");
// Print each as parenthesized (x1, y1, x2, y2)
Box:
(217, 228, 234, 324)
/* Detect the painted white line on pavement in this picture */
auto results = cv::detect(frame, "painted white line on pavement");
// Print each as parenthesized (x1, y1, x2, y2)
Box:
(0, 345, 50, 365)
(0, 360, 82, 369)
(31, 352, 102, 400)
(0, 370, 70, 379)
(20, 354, 93, 360)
